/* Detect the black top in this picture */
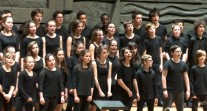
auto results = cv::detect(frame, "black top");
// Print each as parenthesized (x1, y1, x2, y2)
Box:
(136, 67, 158, 99)
(188, 36, 207, 66)
(0, 33, 19, 52)
(72, 64, 94, 96)
(20, 37, 43, 57)
(102, 36, 120, 50)
(144, 36, 162, 64)
(56, 26, 69, 52)
(12, 62, 21, 75)
(108, 55, 119, 82)
(120, 34, 142, 54)
(18, 70, 37, 100)
(44, 34, 60, 54)
(96, 60, 109, 84)
(134, 24, 147, 54)
(36, 25, 46, 37)
(116, 63, 136, 91)
(59, 68, 68, 88)
(0, 66, 16, 94)
(156, 24, 167, 44)
(163, 59, 188, 92)
(66, 54, 79, 90)
(39, 68, 64, 97)
(165, 36, 188, 55)
(190, 65, 207, 96)
(33, 58, 44, 82)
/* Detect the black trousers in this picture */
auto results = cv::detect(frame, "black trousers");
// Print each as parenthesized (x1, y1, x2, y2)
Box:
(74, 95, 89, 111)
(137, 98, 155, 111)
(192, 95, 207, 111)
(39, 96, 58, 111)
(0, 97, 13, 111)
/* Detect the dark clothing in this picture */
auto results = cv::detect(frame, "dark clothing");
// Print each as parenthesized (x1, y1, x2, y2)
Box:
(36, 25, 46, 38)
(38, 68, 64, 97)
(108, 55, 119, 85)
(18, 70, 37, 103)
(72, 65, 94, 96)
(20, 37, 43, 57)
(188, 36, 207, 66)
(134, 24, 147, 54)
(190, 65, 207, 96)
(165, 36, 188, 55)
(156, 24, 167, 45)
(56, 26, 69, 53)
(192, 95, 207, 111)
(144, 36, 162, 64)
(74, 95, 90, 111)
(33, 57, 44, 78)
(163, 91, 184, 111)
(137, 98, 155, 111)
(39, 96, 58, 111)
(113, 63, 136, 111)
(136, 67, 158, 99)
(44, 34, 60, 54)
(102, 36, 120, 49)
(0, 33, 19, 52)
(120, 34, 142, 54)
(163, 59, 188, 93)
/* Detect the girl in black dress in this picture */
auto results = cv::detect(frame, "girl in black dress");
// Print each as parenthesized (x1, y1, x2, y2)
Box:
(89, 29, 104, 60)
(39, 54, 64, 111)
(67, 20, 86, 57)
(42, 20, 63, 57)
(73, 49, 94, 111)
(54, 48, 68, 111)
(113, 47, 139, 111)
(26, 41, 44, 111)
(66, 41, 84, 111)
(91, 45, 112, 111)
(0, 52, 16, 111)
(0, 16, 20, 62)
(19, 56, 37, 111)
(21, 20, 43, 69)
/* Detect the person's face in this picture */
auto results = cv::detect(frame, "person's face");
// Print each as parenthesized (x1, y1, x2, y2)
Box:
(126, 23, 134, 33)
(124, 49, 132, 61)
(47, 21, 56, 34)
(75, 22, 83, 35)
(131, 47, 137, 56)
(79, 14, 87, 26)
(151, 14, 159, 23)
(109, 41, 117, 53)
(2, 17, 13, 31)
(100, 49, 108, 59)
(31, 44, 39, 56)
(178, 22, 184, 32)
(76, 43, 84, 55)
(107, 23, 116, 35)
(96, 31, 104, 42)
(25, 57, 35, 70)
(148, 26, 156, 36)
(33, 13, 43, 24)
(7, 47, 16, 60)
(28, 22, 36, 35)
(198, 55, 206, 64)
(101, 15, 110, 26)
(46, 56, 56, 69)
(134, 14, 142, 25)
(197, 25, 205, 34)
(172, 25, 181, 38)
(56, 50, 64, 62)
(55, 13, 64, 24)
(4, 55, 14, 66)
(81, 52, 91, 64)
(172, 47, 182, 58)
(144, 58, 153, 67)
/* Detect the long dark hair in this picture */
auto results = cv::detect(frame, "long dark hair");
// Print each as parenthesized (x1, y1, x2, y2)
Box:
(119, 47, 133, 67)
(77, 49, 92, 71)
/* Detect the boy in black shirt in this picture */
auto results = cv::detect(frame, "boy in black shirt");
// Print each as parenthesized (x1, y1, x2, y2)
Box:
(136, 54, 158, 111)
(162, 45, 190, 111)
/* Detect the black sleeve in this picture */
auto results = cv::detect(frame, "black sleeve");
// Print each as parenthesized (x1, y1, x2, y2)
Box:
(72, 66, 78, 89)
(38, 69, 45, 92)
(19, 72, 31, 100)
(15, 35, 20, 51)
(20, 39, 26, 58)
(58, 70, 64, 92)
(189, 67, 195, 96)
(153, 72, 158, 98)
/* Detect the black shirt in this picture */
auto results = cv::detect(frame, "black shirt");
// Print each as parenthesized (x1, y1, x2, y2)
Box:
(163, 59, 188, 92)
(39, 68, 64, 97)
(0, 33, 19, 52)
(136, 67, 158, 99)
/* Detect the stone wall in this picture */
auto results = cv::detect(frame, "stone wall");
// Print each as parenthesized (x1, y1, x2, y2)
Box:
(1, 0, 207, 34)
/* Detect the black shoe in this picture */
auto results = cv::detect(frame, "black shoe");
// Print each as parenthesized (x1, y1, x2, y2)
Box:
(158, 101, 164, 107)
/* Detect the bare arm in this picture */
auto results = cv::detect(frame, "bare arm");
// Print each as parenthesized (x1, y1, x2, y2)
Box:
(183, 71, 190, 99)
(59, 35, 63, 49)
(42, 37, 46, 58)
(107, 62, 112, 96)
(182, 48, 188, 62)
(89, 44, 95, 60)
(67, 37, 72, 57)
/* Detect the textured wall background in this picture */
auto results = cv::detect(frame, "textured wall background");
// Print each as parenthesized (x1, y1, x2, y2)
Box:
(0, 0, 207, 34)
